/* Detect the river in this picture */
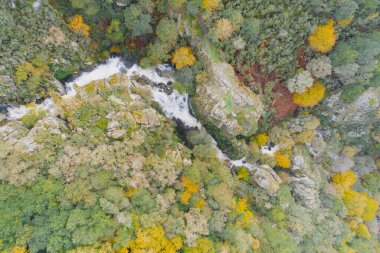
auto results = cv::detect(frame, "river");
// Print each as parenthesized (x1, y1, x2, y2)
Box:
(4, 57, 276, 171)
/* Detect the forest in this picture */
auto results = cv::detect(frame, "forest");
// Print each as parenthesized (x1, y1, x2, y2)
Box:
(0, 0, 379, 252)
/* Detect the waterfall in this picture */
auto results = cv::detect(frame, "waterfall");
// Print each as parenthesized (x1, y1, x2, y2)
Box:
(4, 57, 267, 170)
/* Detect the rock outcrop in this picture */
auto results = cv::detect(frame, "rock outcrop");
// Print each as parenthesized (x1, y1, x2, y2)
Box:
(192, 63, 263, 158)
(321, 87, 379, 148)
(290, 146, 321, 210)
(251, 164, 282, 196)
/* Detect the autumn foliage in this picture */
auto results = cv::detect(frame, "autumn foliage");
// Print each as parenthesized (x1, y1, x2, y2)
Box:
(332, 170, 356, 188)
(171, 47, 196, 70)
(202, 0, 220, 12)
(181, 176, 200, 204)
(11, 246, 27, 253)
(236, 198, 254, 228)
(68, 15, 90, 37)
(256, 133, 269, 146)
(348, 220, 371, 240)
(292, 81, 326, 107)
(308, 19, 336, 53)
(275, 152, 291, 169)
(125, 226, 182, 253)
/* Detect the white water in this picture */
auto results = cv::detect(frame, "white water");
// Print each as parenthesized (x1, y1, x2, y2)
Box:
(4, 57, 270, 169)
(7, 57, 199, 128)
(65, 58, 126, 97)
(7, 98, 56, 121)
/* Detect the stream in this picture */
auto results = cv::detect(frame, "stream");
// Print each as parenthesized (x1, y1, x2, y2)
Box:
(3, 57, 274, 171)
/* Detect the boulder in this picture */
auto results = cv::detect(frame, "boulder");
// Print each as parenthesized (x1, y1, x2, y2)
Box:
(251, 164, 282, 195)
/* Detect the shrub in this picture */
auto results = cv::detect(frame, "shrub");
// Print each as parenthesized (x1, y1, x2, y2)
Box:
(340, 85, 365, 103)
(95, 118, 108, 131)
(308, 19, 336, 53)
(21, 109, 46, 129)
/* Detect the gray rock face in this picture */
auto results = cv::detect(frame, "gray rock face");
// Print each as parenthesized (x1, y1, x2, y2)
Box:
(354, 156, 377, 177)
(192, 62, 263, 139)
(291, 177, 319, 210)
(321, 87, 379, 146)
(331, 155, 355, 173)
(251, 164, 282, 195)
(291, 146, 321, 210)
(0, 117, 67, 152)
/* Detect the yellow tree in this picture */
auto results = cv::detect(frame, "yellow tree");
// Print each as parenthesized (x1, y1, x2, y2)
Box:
(12, 246, 27, 253)
(308, 19, 336, 53)
(68, 15, 90, 37)
(275, 152, 291, 169)
(181, 176, 200, 204)
(255, 133, 269, 146)
(124, 225, 182, 253)
(172, 47, 196, 70)
(202, 0, 220, 12)
(183, 238, 215, 253)
(236, 198, 254, 228)
(332, 170, 356, 188)
(292, 81, 326, 107)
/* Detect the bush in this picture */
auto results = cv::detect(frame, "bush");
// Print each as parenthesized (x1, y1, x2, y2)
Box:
(21, 109, 46, 129)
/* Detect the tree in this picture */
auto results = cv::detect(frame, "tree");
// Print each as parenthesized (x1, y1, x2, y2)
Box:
(213, 19, 234, 41)
(332, 170, 357, 188)
(11, 246, 27, 253)
(141, 18, 178, 67)
(130, 14, 153, 37)
(106, 20, 124, 43)
(130, 189, 156, 213)
(171, 47, 196, 69)
(308, 19, 336, 53)
(124, 1, 155, 37)
(202, 0, 220, 12)
(181, 176, 200, 204)
(274, 152, 291, 169)
(124, 225, 182, 253)
(156, 18, 178, 44)
(68, 15, 90, 37)
(184, 238, 215, 253)
(342, 189, 379, 221)
(292, 81, 326, 107)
